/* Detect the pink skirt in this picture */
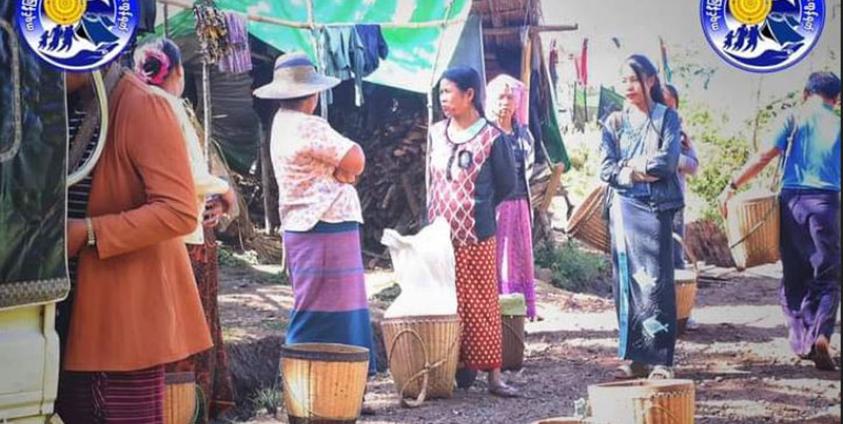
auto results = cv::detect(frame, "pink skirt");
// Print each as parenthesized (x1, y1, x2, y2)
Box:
(495, 197, 536, 319)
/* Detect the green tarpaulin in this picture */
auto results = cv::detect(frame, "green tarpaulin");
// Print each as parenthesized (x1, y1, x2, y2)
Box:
(158, 0, 471, 93)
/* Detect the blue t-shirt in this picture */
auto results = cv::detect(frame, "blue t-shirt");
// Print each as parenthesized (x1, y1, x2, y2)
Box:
(771, 100, 841, 192)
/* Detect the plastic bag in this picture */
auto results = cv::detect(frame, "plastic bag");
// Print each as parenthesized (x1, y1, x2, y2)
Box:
(381, 217, 457, 318)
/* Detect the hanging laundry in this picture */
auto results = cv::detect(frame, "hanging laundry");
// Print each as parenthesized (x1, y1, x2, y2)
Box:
(136, 0, 156, 34)
(193, 2, 230, 64)
(218, 11, 252, 73)
(353, 24, 388, 76)
(316, 25, 389, 106)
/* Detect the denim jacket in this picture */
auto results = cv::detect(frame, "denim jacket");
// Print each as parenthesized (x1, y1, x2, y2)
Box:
(599, 104, 684, 212)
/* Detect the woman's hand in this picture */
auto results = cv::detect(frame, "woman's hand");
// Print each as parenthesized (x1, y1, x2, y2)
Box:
(67, 218, 88, 258)
(203, 196, 225, 228)
(630, 170, 659, 183)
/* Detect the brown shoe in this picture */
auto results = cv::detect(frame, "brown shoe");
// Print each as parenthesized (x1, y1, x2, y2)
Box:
(812, 336, 836, 371)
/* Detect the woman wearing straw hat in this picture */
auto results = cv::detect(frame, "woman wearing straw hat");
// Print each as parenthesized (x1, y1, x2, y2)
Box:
(254, 52, 377, 376)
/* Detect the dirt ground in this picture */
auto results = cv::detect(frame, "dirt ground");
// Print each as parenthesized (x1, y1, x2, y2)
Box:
(216, 258, 841, 424)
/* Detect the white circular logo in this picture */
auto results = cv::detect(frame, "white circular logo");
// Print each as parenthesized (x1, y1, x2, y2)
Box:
(700, 0, 826, 73)
(16, 0, 139, 71)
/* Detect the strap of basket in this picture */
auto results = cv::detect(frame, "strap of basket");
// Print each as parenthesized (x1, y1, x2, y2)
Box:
(672, 233, 698, 273)
(501, 318, 526, 348)
(387, 325, 462, 408)
(636, 393, 688, 424)
(728, 113, 797, 250)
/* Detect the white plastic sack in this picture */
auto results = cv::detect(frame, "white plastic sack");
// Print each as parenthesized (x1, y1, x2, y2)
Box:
(381, 217, 458, 318)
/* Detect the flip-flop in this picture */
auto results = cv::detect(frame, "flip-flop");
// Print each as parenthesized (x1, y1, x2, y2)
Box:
(489, 382, 521, 398)
(648, 365, 674, 380)
(812, 336, 836, 371)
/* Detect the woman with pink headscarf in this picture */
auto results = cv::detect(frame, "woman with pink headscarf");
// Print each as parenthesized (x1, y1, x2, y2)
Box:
(486, 74, 539, 321)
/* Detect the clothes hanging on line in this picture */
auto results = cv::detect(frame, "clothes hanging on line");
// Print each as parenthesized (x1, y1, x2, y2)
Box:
(218, 11, 252, 73)
(316, 24, 388, 106)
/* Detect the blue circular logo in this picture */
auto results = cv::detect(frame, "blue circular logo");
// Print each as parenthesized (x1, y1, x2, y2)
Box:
(700, 0, 825, 73)
(15, 0, 139, 72)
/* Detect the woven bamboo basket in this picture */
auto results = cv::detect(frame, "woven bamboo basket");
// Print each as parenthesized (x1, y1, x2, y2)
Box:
(381, 315, 461, 407)
(673, 234, 699, 336)
(502, 315, 526, 371)
(567, 184, 611, 253)
(587, 379, 695, 424)
(280, 343, 369, 424)
(164, 372, 197, 424)
(725, 189, 780, 270)
(675, 269, 698, 335)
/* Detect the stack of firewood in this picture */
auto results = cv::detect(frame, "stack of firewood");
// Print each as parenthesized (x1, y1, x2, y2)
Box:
(352, 111, 430, 260)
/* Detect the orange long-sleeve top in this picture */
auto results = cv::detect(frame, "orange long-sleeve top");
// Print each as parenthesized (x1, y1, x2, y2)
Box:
(63, 73, 212, 371)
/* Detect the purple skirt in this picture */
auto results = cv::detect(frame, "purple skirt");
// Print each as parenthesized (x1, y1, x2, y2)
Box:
(496, 198, 537, 318)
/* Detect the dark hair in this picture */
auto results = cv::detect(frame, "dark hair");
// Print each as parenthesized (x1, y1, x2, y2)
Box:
(663, 84, 680, 109)
(277, 94, 316, 111)
(805, 71, 841, 100)
(134, 38, 182, 86)
(626, 54, 665, 106)
(439, 66, 485, 116)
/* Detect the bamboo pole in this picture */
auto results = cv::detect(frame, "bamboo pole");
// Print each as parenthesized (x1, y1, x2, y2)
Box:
(156, 0, 466, 29)
(483, 24, 578, 36)
(425, 0, 455, 199)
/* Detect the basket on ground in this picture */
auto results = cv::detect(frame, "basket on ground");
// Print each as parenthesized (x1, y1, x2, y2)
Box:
(587, 379, 695, 424)
(164, 372, 197, 424)
(566, 184, 610, 253)
(381, 315, 461, 407)
(725, 189, 780, 270)
(500, 294, 527, 371)
(673, 234, 699, 335)
(280, 343, 369, 423)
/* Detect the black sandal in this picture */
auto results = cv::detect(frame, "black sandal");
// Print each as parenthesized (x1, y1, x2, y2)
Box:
(489, 382, 521, 398)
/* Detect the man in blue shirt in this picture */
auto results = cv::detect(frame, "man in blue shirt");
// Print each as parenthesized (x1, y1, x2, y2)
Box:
(720, 71, 841, 371)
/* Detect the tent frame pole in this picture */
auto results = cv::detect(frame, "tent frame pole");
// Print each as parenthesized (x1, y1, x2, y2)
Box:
(424, 0, 455, 199)
(155, 0, 466, 29)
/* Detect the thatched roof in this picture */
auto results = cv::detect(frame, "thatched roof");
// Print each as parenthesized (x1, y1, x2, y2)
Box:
(473, 0, 543, 47)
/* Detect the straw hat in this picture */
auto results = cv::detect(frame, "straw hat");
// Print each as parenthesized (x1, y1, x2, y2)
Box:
(253, 52, 340, 99)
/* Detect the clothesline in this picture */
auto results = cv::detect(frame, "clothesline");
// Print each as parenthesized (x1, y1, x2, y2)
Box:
(155, 0, 467, 30)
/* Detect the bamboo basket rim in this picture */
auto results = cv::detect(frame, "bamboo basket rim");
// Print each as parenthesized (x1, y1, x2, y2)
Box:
(281, 342, 370, 362)
(164, 371, 195, 384)
(567, 184, 606, 233)
(729, 189, 778, 203)
(589, 378, 695, 396)
(382, 314, 460, 324)
(675, 269, 697, 285)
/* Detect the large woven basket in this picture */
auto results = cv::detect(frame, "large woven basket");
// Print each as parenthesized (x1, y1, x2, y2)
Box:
(381, 315, 461, 407)
(280, 343, 369, 424)
(567, 184, 610, 253)
(673, 234, 699, 336)
(725, 189, 780, 270)
(502, 315, 526, 371)
(164, 372, 197, 424)
(587, 379, 695, 424)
